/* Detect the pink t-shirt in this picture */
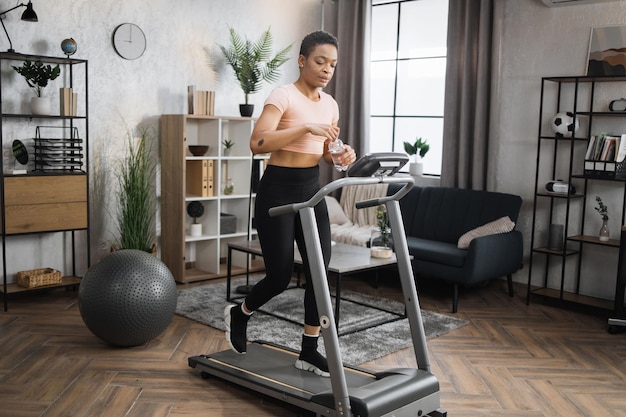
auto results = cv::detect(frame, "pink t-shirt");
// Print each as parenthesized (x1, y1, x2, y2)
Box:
(264, 83, 339, 154)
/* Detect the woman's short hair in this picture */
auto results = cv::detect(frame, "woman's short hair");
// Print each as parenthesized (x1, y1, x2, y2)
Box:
(299, 30, 338, 57)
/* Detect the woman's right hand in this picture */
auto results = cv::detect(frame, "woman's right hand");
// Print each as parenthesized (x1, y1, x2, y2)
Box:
(307, 123, 340, 141)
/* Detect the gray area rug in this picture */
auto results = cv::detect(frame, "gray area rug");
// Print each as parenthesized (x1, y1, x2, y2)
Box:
(176, 278, 468, 365)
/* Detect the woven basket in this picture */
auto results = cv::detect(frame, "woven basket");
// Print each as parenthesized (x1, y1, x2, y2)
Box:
(17, 268, 62, 288)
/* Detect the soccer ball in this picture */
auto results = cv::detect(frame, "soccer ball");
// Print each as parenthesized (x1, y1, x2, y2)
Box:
(550, 111, 579, 137)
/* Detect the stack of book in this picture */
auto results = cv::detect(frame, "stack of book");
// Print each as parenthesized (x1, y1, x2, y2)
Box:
(59, 87, 78, 116)
(585, 133, 626, 178)
(187, 85, 215, 116)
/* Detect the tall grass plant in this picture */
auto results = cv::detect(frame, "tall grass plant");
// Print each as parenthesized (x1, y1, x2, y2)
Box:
(114, 126, 157, 252)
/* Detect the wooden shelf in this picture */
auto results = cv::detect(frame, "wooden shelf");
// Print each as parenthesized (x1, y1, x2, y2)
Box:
(160, 114, 267, 283)
(0, 275, 81, 294)
(536, 191, 583, 199)
(567, 234, 620, 247)
(532, 247, 579, 256)
(181, 259, 265, 284)
(531, 287, 613, 311)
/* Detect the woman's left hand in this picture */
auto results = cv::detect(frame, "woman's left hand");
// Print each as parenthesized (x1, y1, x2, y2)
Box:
(340, 144, 357, 166)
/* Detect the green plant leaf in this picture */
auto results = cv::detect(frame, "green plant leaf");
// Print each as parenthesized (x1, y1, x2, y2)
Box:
(11, 60, 61, 97)
(217, 27, 292, 103)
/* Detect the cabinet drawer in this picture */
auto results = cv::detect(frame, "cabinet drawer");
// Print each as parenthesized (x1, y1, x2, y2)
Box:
(4, 175, 87, 205)
(3, 176, 87, 234)
(4, 202, 87, 234)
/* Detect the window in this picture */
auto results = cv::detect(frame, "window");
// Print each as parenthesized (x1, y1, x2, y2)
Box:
(369, 0, 448, 176)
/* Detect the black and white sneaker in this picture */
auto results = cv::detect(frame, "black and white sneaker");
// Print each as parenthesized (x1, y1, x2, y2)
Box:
(224, 304, 249, 354)
(295, 349, 330, 377)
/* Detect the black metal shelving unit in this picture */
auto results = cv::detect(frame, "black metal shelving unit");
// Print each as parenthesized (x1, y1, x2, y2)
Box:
(0, 52, 89, 311)
(526, 75, 626, 323)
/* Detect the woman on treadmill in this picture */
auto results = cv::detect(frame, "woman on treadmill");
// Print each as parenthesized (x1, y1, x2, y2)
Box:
(224, 30, 356, 377)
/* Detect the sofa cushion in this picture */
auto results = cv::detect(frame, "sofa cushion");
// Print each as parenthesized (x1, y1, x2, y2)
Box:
(325, 196, 350, 225)
(457, 216, 515, 249)
(406, 236, 467, 268)
(330, 223, 377, 247)
(389, 185, 522, 244)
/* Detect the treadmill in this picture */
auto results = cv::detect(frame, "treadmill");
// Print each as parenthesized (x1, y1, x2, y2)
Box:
(189, 153, 446, 417)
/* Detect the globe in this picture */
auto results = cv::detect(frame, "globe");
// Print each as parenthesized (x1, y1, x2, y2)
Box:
(61, 38, 77, 56)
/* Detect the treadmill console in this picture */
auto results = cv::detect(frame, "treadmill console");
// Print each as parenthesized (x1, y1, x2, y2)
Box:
(347, 152, 409, 178)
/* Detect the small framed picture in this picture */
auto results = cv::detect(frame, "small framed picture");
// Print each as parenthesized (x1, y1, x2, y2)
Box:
(587, 25, 626, 76)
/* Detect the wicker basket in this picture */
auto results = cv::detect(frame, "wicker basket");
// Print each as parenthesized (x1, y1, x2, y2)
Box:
(17, 268, 62, 288)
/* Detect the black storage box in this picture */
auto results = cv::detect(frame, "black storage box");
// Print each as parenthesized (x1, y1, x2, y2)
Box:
(220, 213, 237, 234)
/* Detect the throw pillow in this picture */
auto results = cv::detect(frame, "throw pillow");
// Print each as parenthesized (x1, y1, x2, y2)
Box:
(457, 216, 515, 249)
(325, 196, 350, 225)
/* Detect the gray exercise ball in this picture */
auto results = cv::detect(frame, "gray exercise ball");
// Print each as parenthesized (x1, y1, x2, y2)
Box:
(78, 249, 177, 347)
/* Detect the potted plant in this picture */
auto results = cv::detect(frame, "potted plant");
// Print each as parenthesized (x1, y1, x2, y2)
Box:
(370, 205, 392, 258)
(222, 139, 234, 156)
(217, 26, 292, 117)
(403, 137, 430, 176)
(12, 60, 61, 115)
(113, 126, 157, 253)
(595, 195, 610, 241)
(187, 201, 205, 236)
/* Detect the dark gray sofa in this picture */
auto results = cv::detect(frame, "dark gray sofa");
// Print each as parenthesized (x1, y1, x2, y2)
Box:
(387, 184, 523, 313)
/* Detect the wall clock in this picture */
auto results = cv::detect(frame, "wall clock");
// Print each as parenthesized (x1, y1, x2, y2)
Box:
(112, 23, 146, 60)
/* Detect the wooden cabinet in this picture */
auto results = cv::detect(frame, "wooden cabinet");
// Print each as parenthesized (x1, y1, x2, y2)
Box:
(160, 114, 266, 283)
(526, 75, 626, 313)
(0, 52, 89, 310)
(3, 175, 87, 234)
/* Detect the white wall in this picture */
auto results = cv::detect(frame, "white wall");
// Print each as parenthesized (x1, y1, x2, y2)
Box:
(495, 0, 626, 299)
(1, 0, 322, 280)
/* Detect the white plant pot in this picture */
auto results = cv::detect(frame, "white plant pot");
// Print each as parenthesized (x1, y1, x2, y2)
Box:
(409, 161, 423, 176)
(30, 96, 51, 115)
(371, 246, 393, 259)
(190, 223, 202, 236)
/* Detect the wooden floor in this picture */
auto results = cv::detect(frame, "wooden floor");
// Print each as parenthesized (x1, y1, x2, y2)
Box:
(0, 273, 624, 417)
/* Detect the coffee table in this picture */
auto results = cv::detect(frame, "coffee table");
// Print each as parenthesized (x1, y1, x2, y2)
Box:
(226, 240, 404, 332)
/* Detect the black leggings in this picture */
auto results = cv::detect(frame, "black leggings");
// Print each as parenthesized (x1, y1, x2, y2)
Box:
(245, 165, 331, 327)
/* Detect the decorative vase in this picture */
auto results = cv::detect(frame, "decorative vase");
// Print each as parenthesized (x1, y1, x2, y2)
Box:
(599, 219, 610, 241)
(30, 96, 51, 115)
(223, 177, 234, 195)
(223, 148, 231, 156)
(370, 229, 392, 259)
(409, 161, 423, 176)
(190, 223, 202, 237)
(239, 104, 254, 117)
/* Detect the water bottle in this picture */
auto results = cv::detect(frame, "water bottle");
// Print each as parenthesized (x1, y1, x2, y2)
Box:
(328, 138, 348, 171)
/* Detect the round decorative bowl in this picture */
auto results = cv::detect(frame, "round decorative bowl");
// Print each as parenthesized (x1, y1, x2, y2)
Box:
(188, 145, 209, 156)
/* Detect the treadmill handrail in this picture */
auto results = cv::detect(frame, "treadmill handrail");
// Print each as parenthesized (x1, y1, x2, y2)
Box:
(268, 175, 414, 217)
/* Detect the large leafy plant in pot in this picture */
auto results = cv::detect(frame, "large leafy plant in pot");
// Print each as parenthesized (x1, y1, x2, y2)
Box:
(217, 27, 292, 117)
(113, 126, 157, 253)
(12, 60, 60, 115)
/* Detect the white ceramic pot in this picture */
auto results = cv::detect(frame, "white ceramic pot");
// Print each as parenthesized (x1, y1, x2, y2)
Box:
(30, 96, 51, 115)
(190, 223, 202, 237)
(409, 161, 423, 176)
(371, 246, 392, 259)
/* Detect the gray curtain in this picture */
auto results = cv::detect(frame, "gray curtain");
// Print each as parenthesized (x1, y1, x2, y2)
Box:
(440, 0, 495, 190)
(320, 0, 371, 186)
